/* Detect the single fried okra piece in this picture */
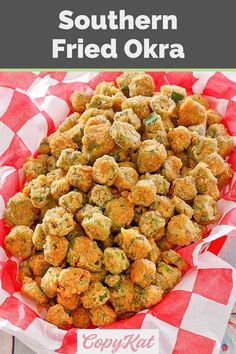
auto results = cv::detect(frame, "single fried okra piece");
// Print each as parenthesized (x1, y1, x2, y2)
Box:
(110, 121, 141, 150)
(90, 304, 117, 326)
(41, 267, 62, 298)
(21, 277, 48, 305)
(45, 304, 73, 329)
(67, 236, 103, 272)
(139, 211, 165, 240)
(105, 196, 134, 230)
(93, 155, 119, 186)
(42, 207, 75, 237)
(58, 267, 91, 297)
(4, 192, 39, 227)
(157, 261, 181, 289)
(172, 196, 193, 218)
(172, 176, 197, 201)
(203, 153, 226, 176)
(193, 195, 219, 225)
(82, 281, 110, 308)
(103, 247, 129, 274)
(130, 259, 156, 288)
(121, 96, 150, 119)
(116, 228, 152, 260)
(129, 73, 155, 97)
(59, 191, 84, 213)
(189, 134, 218, 162)
(32, 224, 46, 250)
(130, 179, 157, 207)
(51, 177, 70, 200)
(178, 97, 207, 126)
(207, 123, 234, 158)
(89, 184, 113, 208)
(151, 196, 175, 220)
(70, 91, 91, 113)
(166, 214, 200, 246)
(161, 250, 186, 273)
(114, 167, 139, 191)
(137, 140, 167, 173)
(5, 226, 33, 258)
(82, 212, 111, 241)
(72, 306, 91, 328)
(161, 156, 183, 182)
(29, 253, 50, 277)
(150, 94, 176, 119)
(67, 164, 93, 192)
(44, 235, 69, 266)
(56, 148, 88, 171)
(114, 108, 141, 130)
(86, 94, 113, 110)
(168, 126, 192, 152)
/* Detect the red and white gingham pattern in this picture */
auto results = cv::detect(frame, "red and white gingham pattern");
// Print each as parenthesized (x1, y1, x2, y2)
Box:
(0, 72, 236, 354)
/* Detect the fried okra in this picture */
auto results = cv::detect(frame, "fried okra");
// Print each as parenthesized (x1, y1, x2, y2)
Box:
(190, 162, 220, 200)
(5, 226, 33, 258)
(114, 108, 141, 130)
(93, 155, 119, 186)
(29, 175, 51, 209)
(151, 196, 175, 220)
(21, 277, 48, 305)
(44, 235, 69, 266)
(51, 178, 70, 200)
(116, 228, 152, 260)
(109, 276, 134, 314)
(139, 211, 165, 240)
(70, 90, 91, 113)
(41, 267, 62, 298)
(42, 207, 75, 236)
(90, 304, 117, 327)
(130, 180, 157, 207)
(130, 259, 156, 288)
(82, 281, 110, 308)
(104, 247, 129, 274)
(207, 123, 234, 158)
(161, 250, 186, 273)
(23, 155, 49, 181)
(67, 164, 93, 192)
(137, 140, 167, 173)
(203, 153, 226, 176)
(32, 224, 46, 250)
(89, 185, 113, 208)
(129, 73, 155, 97)
(59, 191, 83, 213)
(168, 126, 192, 152)
(110, 121, 141, 150)
(58, 267, 91, 297)
(161, 156, 183, 182)
(167, 214, 200, 246)
(18, 259, 32, 283)
(4, 192, 39, 227)
(105, 196, 134, 230)
(72, 306, 91, 328)
(189, 134, 218, 162)
(82, 212, 111, 241)
(45, 304, 73, 329)
(172, 176, 197, 201)
(67, 236, 103, 271)
(114, 167, 138, 191)
(150, 94, 176, 119)
(172, 196, 193, 218)
(56, 148, 88, 171)
(29, 253, 50, 277)
(82, 115, 115, 161)
(178, 97, 207, 126)
(193, 195, 219, 225)
(121, 96, 150, 119)
(157, 262, 181, 290)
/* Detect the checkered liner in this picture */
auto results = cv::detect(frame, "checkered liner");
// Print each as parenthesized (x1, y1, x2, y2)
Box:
(0, 72, 236, 354)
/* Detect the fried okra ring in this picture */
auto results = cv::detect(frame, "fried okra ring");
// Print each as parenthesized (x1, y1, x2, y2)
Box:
(166, 214, 200, 246)
(29, 253, 50, 277)
(206, 109, 222, 126)
(93, 155, 119, 186)
(189, 134, 218, 162)
(130, 179, 157, 207)
(23, 155, 49, 181)
(82, 212, 111, 241)
(59, 191, 83, 213)
(29, 175, 51, 209)
(67, 164, 93, 193)
(193, 195, 219, 225)
(56, 148, 88, 171)
(109, 276, 135, 314)
(110, 121, 141, 150)
(18, 259, 32, 283)
(32, 224, 46, 250)
(4, 192, 39, 227)
(178, 97, 207, 126)
(44, 235, 69, 266)
(161, 85, 187, 99)
(67, 236, 103, 272)
(139, 211, 165, 240)
(207, 123, 234, 158)
(116, 72, 138, 95)
(58, 267, 91, 297)
(189, 162, 220, 200)
(172, 176, 197, 201)
(144, 173, 170, 195)
(172, 196, 193, 218)
(50, 178, 70, 200)
(168, 126, 192, 153)
(151, 196, 175, 220)
(137, 140, 167, 174)
(114, 109, 141, 130)
(129, 73, 155, 97)
(103, 247, 129, 274)
(70, 90, 91, 113)
(5, 226, 33, 258)
(150, 94, 176, 119)
(48, 131, 77, 158)
(42, 207, 75, 236)
(58, 112, 80, 132)
(95, 81, 119, 96)
(89, 185, 113, 208)
(57, 293, 80, 311)
(157, 261, 181, 290)
(87, 94, 113, 110)
(116, 228, 152, 260)
(82, 115, 115, 161)
(203, 153, 226, 176)
(41, 267, 62, 298)
(130, 259, 156, 288)
(45, 304, 73, 329)
(72, 306, 91, 328)
(161, 250, 186, 273)
(121, 96, 150, 120)
(90, 304, 117, 327)
(161, 156, 183, 182)
(21, 277, 48, 305)
(105, 196, 134, 230)
(82, 281, 110, 308)
(114, 167, 139, 191)
(217, 163, 233, 189)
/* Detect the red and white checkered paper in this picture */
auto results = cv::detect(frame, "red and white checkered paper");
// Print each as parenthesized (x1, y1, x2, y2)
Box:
(0, 72, 236, 354)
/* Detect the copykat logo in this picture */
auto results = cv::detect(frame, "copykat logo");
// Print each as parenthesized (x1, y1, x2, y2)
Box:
(77, 329, 159, 354)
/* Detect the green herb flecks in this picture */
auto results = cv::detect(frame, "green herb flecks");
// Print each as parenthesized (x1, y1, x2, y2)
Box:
(144, 112, 159, 126)
(171, 92, 184, 103)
